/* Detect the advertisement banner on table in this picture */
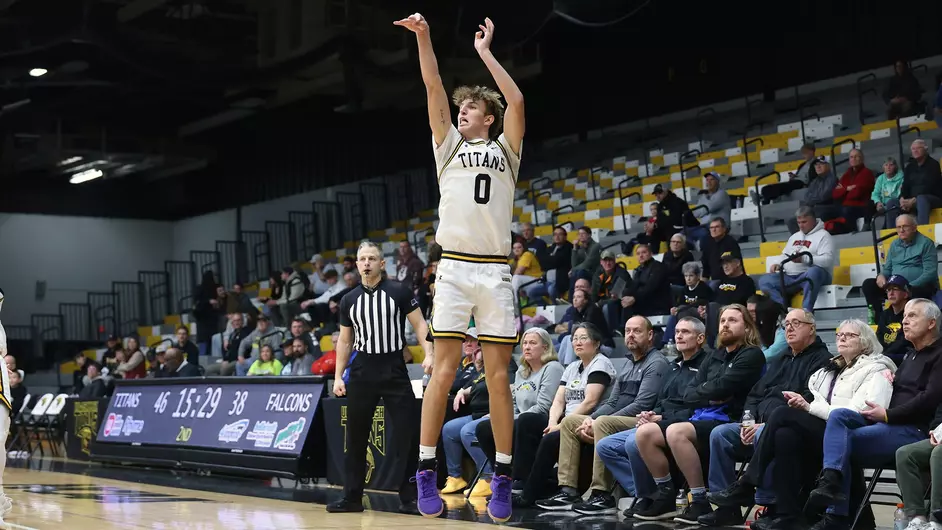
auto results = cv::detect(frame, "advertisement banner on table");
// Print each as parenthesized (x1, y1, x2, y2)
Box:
(95, 380, 324, 456)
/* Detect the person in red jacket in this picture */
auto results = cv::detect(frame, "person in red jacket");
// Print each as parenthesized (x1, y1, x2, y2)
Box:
(830, 148, 875, 230)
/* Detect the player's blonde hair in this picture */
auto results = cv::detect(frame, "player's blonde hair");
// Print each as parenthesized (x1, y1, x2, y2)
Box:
(452, 85, 505, 139)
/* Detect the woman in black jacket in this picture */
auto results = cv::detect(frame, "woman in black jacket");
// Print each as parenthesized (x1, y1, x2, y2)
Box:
(661, 233, 695, 289)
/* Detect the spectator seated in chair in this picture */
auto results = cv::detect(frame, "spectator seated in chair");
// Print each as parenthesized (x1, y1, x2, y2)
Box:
(510, 240, 544, 304)
(705, 250, 756, 344)
(871, 156, 905, 229)
(596, 317, 709, 519)
(696, 308, 831, 527)
(440, 338, 494, 498)
(895, 139, 942, 227)
(630, 305, 765, 523)
(536, 317, 668, 515)
(476, 328, 564, 501)
(235, 314, 282, 376)
(282, 338, 317, 376)
(862, 214, 940, 318)
(570, 226, 601, 283)
(79, 363, 111, 399)
(874, 275, 914, 365)
(617, 243, 672, 325)
(661, 233, 695, 292)
(625, 203, 662, 256)
(659, 261, 712, 349)
(247, 344, 283, 376)
(173, 325, 200, 366)
(825, 148, 875, 232)
(747, 294, 788, 362)
(759, 206, 834, 312)
(787, 157, 838, 234)
(884, 60, 923, 120)
(520, 222, 548, 260)
(591, 250, 632, 332)
(513, 323, 616, 508)
(163, 347, 201, 378)
(113, 345, 146, 380)
(204, 313, 252, 376)
(529, 226, 572, 302)
(653, 184, 698, 245)
(556, 287, 613, 364)
(700, 217, 742, 286)
(708, 319, 895, 530)
(801, 299, 942, 530)
(752, 143, 817, 205)
(687, 172, 732, 251)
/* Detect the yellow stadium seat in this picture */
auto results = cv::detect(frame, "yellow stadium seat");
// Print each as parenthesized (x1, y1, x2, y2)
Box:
(760, 242, 786, 257)
(534, 225, 554, 237)
(584, 217, 614, 231)
(742, 257, 766, 275)
(573, 189, 587, 200)
(861, 120, 897, 134)
(321, 250, 337, 259)
(832, 266, 851, 286)
(617, 256, 639, 269)
(138, 326, 153, 338)
(929, 209, 942, 224)
(585, 198, 615, 210)
(577, 169, 590, 177)
(164, 314, 182, 327)
(614, 204, 645, 216)
(774, 160, 803, 173)
(558, 212, 585, 224)
(839, 247, 874, 266)
(368, 229, 386, 239)
(389, 233, 407, 242)
(258, 287, 272, 299)
(626, 166, 640, 177)
(564, 184, 576, 192)
(651, 156, 665, 167)
(414, 221, 434, 231)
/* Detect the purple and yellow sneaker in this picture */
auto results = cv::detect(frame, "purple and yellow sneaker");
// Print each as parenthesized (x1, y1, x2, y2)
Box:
(416, 469, 443, 517)
(487, 474, 513, 522)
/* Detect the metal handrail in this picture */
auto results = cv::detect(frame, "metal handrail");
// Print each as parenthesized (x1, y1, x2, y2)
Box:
(528, 176, 553, 214)
(551, 205, 575, 227)
(778, 251, 815, 302)
(870, 206, 901, 276)
(412, 227, 435, 252)
(897, 118, 923, 168)
(696, 108, 716, 150)
(149, 337, 173, 350)
(744, 96, 764, 132)
(617, 179, 641, 235)
(93, 305, 116, 340)
(741, 136, 765, 221)
(856, 73, 878, 125)
(830, 138, 858, 174)
(531, 190, 553, 227)
(149, 283, 169, 325)
(178, 294, 195, 315)
(753, 171, 781, 243)
(515, 276, 545, 319)
(679, 149, 702, 205)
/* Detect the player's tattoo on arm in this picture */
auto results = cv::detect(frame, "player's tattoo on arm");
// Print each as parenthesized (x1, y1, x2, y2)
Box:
(439, 109, 446, 126)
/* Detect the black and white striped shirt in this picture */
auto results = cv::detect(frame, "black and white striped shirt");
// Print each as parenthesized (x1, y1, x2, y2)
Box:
(339, 280, 419, 355)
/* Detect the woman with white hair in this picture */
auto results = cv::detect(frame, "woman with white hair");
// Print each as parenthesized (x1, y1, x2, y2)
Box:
(709, 319, 896, 530)
(476, 327, 564, 495)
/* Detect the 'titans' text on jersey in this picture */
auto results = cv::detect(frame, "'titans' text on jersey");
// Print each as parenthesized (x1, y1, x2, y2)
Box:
(433, 126, 521, 257)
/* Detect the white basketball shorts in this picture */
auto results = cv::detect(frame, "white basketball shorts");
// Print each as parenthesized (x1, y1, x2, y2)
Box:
(430, 252, 518, 344)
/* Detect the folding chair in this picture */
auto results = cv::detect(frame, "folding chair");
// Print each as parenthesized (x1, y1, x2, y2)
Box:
(6, 394, 32, 457)
(23, 393, 54, 458)
(466, 440, 492, 500)
(41, 394, 69, 457)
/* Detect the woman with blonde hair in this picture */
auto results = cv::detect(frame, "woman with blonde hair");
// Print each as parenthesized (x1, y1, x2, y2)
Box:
(476, 327, 565, 494)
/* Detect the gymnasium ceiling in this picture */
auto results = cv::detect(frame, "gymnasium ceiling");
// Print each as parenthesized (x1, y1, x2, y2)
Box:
(0, 0, 937, 219)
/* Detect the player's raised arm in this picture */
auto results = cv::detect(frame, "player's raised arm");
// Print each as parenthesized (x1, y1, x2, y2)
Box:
(474, 17, 524, 156)
(394, 13, 451, 147)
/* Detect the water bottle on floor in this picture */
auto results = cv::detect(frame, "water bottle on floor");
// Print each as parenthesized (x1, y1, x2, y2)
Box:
(894, 503, 908, 530)
(741, 410, 755, 445)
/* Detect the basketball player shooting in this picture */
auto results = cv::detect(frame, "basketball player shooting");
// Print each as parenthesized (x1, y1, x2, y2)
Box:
(394, 13, 524, 522)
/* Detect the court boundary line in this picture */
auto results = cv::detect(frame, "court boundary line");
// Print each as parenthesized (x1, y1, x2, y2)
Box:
(6, 523, 41, 530)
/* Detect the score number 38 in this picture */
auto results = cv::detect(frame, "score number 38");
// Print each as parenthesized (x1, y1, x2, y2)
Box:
(153, 388, 247, 419)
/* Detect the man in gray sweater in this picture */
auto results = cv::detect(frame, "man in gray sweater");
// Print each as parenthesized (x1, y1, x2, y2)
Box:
(536, 316, 668, 511)
(235, 315, 282, 376)
(687, 173, 731, 251)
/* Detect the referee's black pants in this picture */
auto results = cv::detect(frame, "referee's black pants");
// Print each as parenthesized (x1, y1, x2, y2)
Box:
(343, 354, 419, 504)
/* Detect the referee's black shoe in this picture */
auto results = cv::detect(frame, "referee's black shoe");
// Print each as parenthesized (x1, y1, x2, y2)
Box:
(399, 501, 420, 515)
(326, 498, 364, 513)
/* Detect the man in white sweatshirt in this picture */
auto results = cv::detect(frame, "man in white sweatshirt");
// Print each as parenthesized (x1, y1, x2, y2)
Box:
(757, 206, 834, 311)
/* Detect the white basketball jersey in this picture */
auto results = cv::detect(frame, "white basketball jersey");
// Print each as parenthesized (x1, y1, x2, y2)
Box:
(0, 289, 13, 412)
(433, 126, 521, 257)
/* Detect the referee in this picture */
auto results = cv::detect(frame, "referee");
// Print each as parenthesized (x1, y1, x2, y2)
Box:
(327, 241, 434, 515)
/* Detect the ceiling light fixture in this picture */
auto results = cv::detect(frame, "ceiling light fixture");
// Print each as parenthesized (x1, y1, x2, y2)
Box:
(58, 156, 83, 166)
(28, 68, 48, 77)
(69, 168, 104, 184)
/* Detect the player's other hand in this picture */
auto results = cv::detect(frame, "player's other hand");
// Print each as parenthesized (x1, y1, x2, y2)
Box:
(333, 378, 346, 397)
(474, 17, 494, 54)
(394, 13, 429, 34)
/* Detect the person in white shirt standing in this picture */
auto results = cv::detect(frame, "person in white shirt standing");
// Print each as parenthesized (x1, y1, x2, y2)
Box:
(0, 288, 15, 525)
(757, 206, 834, 311)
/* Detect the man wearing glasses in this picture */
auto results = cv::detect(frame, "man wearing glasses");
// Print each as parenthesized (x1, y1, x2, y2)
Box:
(701, 309, 831, 526)
(862, 214, 939, 322)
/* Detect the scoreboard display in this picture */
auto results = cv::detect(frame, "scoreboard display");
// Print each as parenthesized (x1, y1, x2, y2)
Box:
(95, 378, 325, 456)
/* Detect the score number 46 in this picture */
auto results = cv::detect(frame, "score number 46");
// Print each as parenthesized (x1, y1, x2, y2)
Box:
(153, 388, 247, 419)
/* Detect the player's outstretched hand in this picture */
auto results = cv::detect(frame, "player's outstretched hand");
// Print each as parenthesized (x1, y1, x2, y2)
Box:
(394, 13, 429, 34)
(474, 17, 494, 54)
